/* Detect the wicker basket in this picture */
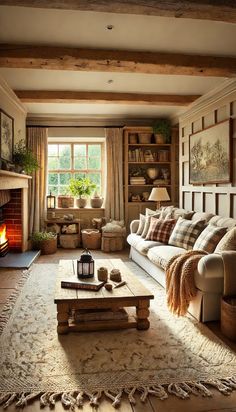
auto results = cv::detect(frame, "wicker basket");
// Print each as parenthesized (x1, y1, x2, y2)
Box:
(138, 133, 152, 144)
(33, 236, 57, 255)
(81, 229, 101, 249)
(221, 296, 236, 341)
(101, 232, 125, 252)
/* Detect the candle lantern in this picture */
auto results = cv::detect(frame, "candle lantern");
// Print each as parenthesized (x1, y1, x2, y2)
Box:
(77, 249, 94, 278)
(47, 192, 56, 209)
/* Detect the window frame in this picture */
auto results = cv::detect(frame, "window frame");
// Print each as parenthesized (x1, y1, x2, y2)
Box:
(47, 141, 105, 199)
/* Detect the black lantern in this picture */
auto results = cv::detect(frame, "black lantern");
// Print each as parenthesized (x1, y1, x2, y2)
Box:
(47, 192, 56, 209)
(77, 249, 94, 279)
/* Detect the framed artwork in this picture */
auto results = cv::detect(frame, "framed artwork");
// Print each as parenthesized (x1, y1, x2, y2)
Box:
(0, 109, 14, 162)
(189, 119, 231, 185)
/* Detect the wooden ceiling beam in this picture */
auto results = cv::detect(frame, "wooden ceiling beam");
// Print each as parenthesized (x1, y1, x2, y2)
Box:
(1, 45, 236, 77)
(0, 0, 235, 24)
(15, 91, 200, 106)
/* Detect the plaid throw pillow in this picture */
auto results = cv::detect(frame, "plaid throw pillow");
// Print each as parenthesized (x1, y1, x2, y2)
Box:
(168, 217, 205, 250)
(145, 217, 176, 244)
(193, 225, 227, 253)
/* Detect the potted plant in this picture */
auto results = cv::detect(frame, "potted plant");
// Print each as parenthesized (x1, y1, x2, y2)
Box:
(152, 119, 171, 144)
(31, 231, 57, 255)
(69, 177, 96, 208)
(13, 139, 40, 174)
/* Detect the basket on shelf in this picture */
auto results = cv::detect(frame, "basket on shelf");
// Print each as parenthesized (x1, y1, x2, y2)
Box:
(138, 133, 152, 144)
(81, 229, 101, 249)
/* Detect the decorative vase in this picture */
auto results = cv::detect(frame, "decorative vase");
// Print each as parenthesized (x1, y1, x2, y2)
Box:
(147, 168, 158, 180)
(76, 198, 87, 208)
(138, 133, 152, 144)
(90, 197, 103, 208)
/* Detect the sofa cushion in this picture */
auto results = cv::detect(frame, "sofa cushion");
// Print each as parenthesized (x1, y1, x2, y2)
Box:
(145, 216, 176, 243)
(168, 217, 205, 250)
(127, 233, 142, 248)
(191, 212, 214, 222)
(135, 239, 163, 255)
(208, 215, 236, 230)
(147, 245, 186, 270)
(215, 227, 236, 252)
(193, 225, 227, 253)
(136, 214, 146, 235)
(140, 213, 160, 238)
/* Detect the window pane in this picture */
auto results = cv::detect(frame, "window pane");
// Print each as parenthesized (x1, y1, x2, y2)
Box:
(48, 173, 58, 185)
(59, 145, 71, 157)
(88, 145, 101, 156)
(74, 172, 86, 180)
(59, 145, 71, 169)
(88, 156, 101, 169)
(48, 144, 58, 156)
(88, 173, 101, 191)
(74, 157, 87, 169)
(48, 157, 59, 170)
(58, 186, 69, 195)
(59, 156, 71, 169)
(74, 144, 86, 156)
(59, 173, 71, 185)
(48, 185, 58, 196)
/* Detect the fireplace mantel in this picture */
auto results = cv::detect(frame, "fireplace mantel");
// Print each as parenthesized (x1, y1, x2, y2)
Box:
(0, 170, 32, 190)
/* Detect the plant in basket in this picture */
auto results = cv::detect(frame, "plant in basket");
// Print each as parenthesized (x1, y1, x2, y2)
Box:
(31, 231, 57, 255)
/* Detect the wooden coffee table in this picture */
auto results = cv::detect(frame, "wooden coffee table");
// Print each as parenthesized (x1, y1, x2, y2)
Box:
(54, 258, 154, 334)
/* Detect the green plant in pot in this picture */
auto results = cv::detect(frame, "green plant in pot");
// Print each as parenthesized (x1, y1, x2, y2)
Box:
(152, 119, 171, 144)
(69, 177, 96, 208)
(13, 139, 40, 174)
(31, 231, 57, 255)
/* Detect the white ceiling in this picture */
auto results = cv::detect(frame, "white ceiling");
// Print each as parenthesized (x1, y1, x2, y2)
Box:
(0, 5, 235, 121)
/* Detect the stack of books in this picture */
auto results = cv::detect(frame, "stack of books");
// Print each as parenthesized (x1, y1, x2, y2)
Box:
(130, 177, 146, 185)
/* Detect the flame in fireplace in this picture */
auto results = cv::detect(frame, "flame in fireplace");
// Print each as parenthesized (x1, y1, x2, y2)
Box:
(0, 224, 7, 245)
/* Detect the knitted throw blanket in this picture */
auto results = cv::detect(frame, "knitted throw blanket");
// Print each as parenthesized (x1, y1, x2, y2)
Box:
(165, 250, 208, 316)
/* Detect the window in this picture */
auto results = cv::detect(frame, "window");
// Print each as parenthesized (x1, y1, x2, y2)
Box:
(47, 143, 103, 196)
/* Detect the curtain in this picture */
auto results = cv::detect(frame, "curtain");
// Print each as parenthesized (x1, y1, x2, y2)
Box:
(27, 127, 48, 235)
(105, 128, 124, 221)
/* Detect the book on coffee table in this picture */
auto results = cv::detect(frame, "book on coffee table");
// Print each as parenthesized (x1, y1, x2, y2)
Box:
(61, 277, 105, 291)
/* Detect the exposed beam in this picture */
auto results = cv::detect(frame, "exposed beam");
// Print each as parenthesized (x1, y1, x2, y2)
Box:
(15, 90, 200, 106)
(0, 0, 236, 24)
(1, 45, 236, 78)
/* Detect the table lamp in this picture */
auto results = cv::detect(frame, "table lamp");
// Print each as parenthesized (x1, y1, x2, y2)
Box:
(148, 187, 170, 210)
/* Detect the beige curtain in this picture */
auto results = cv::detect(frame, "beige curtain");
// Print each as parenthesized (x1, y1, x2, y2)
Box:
(105, 128, 124, 221)
(27, 127, 48, 235)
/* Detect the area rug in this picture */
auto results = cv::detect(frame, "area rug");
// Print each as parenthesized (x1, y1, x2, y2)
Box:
(0, 262, 236, 408)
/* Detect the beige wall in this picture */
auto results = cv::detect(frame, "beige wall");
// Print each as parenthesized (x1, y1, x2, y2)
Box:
(179, 80, 236, 218)
(0, 75, 27, 145)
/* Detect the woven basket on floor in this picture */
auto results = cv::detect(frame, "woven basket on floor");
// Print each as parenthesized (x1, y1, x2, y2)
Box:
(81, 229, 101, 250)
(33, 236, 57, 255)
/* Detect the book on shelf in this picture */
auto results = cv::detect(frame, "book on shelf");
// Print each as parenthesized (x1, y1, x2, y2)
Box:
(61, 277, 105, 291)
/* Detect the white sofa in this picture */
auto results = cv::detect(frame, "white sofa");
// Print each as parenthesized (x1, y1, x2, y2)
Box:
(127, 207, 236, 322)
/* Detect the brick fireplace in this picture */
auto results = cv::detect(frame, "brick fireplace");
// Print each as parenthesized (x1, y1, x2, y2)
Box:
(0, 170, 31, 253)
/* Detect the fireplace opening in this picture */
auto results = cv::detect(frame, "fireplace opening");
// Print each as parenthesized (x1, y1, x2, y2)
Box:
(0, 215, 9, 258)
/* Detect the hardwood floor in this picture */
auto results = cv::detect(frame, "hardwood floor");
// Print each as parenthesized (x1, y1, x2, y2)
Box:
(0, 249, 236, 412)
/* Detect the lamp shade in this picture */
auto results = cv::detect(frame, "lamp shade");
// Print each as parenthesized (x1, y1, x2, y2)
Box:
(148, 187, 170, 202)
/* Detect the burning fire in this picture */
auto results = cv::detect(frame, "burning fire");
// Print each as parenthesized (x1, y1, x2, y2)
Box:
(0, 224, 7, 245)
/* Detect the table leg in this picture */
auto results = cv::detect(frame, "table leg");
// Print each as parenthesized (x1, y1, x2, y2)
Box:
(57, 303, 70, 334)
(136, 300, 150, 330)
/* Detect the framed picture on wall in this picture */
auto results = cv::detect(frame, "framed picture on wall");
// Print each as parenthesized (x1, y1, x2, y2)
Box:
(189, 119, 231, 185)
(0, 109, 14, 163)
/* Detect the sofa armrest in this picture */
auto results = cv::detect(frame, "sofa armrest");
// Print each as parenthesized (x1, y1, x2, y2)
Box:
(130, 220, 140, 233)
(198, 251, 236, 279)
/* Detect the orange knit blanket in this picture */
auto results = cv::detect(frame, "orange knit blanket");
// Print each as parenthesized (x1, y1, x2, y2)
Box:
(165, 250, 208, 316)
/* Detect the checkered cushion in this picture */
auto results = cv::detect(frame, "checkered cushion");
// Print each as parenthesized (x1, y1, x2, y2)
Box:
(193, 225, 227, 253)
(168, 217, 205, 250)
(145, 217, 176, 244)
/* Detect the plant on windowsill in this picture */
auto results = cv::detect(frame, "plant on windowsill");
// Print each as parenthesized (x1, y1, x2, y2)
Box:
(13, 139, 40, 174)
(31, 231, 57, 255)
(152, 119, 171, 144)
(68, 177, 97, 208)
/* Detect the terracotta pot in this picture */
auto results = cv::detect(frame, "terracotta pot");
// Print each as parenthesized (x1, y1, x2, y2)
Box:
(154, 133, 165, 144)
(76, 198, 87, 208)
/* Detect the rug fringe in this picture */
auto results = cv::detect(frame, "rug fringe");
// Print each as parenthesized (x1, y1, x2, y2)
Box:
(1, 376, 236, 408)
(0, 269, 31, 335)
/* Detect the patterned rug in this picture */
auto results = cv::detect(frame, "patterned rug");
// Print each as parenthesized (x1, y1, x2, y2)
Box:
(0, 261, 236, 408)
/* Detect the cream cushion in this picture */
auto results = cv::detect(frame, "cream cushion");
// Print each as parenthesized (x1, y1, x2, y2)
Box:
(215, 227, 236, 252)
(191, 212, 214, 222)
(135, 239, 163, 256)
(208, 215, 236, 230)
(136, 214, 146, 235)
(127, 233, 142, 249)
(147, 245, 186, 270)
